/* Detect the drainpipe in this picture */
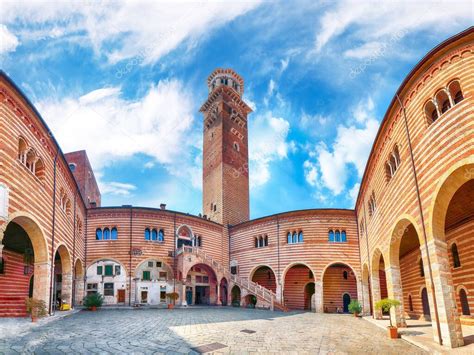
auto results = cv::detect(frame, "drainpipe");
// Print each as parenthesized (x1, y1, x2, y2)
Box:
(128, 206, 133, 306)
(396, 94, 442, 345)
(276, 214, 281, 303)
(72, 192, 77, 308)
(84, 209, 88, 296)
(49, 150, 59, 315)
(173, 213, 176, 295)
(354, 209, 365, 313)
(362, 203, 373, 317)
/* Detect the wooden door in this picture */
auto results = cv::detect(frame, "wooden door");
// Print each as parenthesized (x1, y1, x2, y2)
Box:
(117, 289, 125, 303)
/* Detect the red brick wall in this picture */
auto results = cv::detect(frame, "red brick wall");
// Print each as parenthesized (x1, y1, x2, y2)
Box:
(251, 266, 276, 293)
(0, 249, 32, 317)
(323, 266, 357, 313)
(284, 264, 314, 310)
(400, 248, 426, 318)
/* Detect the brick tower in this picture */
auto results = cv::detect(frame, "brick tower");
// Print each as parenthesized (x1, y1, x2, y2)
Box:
(200, 69, 252, 225)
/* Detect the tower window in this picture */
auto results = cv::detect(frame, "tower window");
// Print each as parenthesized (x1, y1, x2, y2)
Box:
(343, 271, 348, 280)
(451, 243, 461, 268)
(233, 142, 240, 151)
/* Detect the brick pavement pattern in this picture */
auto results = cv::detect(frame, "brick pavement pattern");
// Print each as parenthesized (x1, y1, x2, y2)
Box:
(0, 308, 425, 354)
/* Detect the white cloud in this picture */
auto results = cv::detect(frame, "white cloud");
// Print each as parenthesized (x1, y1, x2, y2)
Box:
(0, 24, 19, 54)
(303, 160, 319, 187)
(305, 97, 379, 195)
(300, 112, 329, 131)
(249, 113, 291, 188)
(36, 79, 199, 180)
(348, 182, 360, 205)
(99, 181, 137, 196)
(143, 161, 155, 169)
(344, 41, 383, 59)
(315, 0, 472, 53)
(1, 1, 261, 64)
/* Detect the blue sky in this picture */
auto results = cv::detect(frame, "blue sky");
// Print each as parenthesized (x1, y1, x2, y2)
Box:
(1, 0, 472, 219)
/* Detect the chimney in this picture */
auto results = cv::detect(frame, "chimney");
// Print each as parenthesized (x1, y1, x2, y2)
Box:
(160, 203, 166, 210)
(203, 214, 207, 219)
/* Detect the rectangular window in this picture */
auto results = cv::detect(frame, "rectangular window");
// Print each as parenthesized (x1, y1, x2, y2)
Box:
(160, 287, 166, 302)
(203, 276, 209, 283)
(148, 261, 154, 267)
(196, 275, 203, 283)
(105, 265, 113, 276)
(159, 272, 167, 280)
(115, 265, 121, 275)
(97, 266, 103, 275)
(87, 283, 98, 290)
(156, 262, 162, 268)
(104, 282, 114, 296)
(230, 266, 237, 275)
(142, 271, 151, 281)
(186, 275, 191, 282)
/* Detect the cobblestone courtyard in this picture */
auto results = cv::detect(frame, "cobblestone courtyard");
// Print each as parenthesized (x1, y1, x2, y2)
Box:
(0, 308, 424, 354)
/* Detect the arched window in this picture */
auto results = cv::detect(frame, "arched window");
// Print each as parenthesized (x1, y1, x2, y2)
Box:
(151, 229, 158, 241)
(341, 231, 347, 242)
(292, 232, 297, 244)
(343, 271, 348, 280)
(111, 227, 118, 240)
(35, 157, 45, 180)
(459, 289, 471, 316)
(287, 232, 292, 244)
(335, 230, 341, 242)
(197, 236, 202, 247)
(18, 137, 28, 164)
(158, 229, 164, 242)
(368, 191, 376, 217)
(298, 231, 303, 243)
(424, 100, 438, 123)
(328, 230, 334, 242)
(393, 145, 401, 167)
(255, 237, 259, 248)
(103, 228, 110, 240)
(435, 90, 451, 114)
(409, 295, 414, 312)
(264, 235, 268, 246)
(144, 228, 150, 240)
(233, 142, 240, 151)
(448, 80, 463, 104)
(451, 243, 461, 268)
(96, 228, 102, 240)
(419, 258, 424, 277)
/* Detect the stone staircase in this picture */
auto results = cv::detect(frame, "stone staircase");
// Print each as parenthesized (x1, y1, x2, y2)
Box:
(177, 246, 287, 311)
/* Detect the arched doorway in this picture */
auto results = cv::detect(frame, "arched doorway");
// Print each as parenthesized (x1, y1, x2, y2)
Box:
(283, 263, 314, 310)
(231, 285, 241, 306)
(362, 263, 372, 314)
(421, 287, 431, 319)
(322, 262, 357, 313)
(343, 293, 351, 313)
(53, 245, 72, 311)
(220, 278, 228, 306)
(459, 289, 470, 316)
(304, 282, 315, 310)
(244, 294, 257, 308)
(250, 265, 276, 293)
(0, 216, 48, 317)
(185, 263, 218, 305)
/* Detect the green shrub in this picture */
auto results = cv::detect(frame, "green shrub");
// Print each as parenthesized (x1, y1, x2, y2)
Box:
(375, 298, 401, 327)
(83, 293, 104, 309)
(166, 292, 179, 303)
(348, 300, 362, 315)
(25, 297, 48, 318)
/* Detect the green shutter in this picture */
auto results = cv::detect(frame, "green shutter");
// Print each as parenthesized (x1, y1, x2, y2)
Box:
(97, 266, 103, 275)
(143, 271, 150, 281)
(105, 265, 113, 276)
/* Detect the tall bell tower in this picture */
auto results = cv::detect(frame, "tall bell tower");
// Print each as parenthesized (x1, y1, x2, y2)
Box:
(200, 69, 252, 225)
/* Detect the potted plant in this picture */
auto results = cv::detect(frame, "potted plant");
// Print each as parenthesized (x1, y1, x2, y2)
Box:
(166, 292, 179, 309)
(348, 300, 362, 317)
(375, 298, 401, 339)
(83, 293, 104, 311)
(25, 298, 47, 322)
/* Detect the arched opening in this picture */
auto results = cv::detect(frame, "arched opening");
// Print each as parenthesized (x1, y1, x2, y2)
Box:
(185, 263, 218, 305)
(304, 282, 315, 311)
(176, 225, 193, 248)
(231, 285, 241, 307)
(435, 90, 451, 114)
(421, 287, 431, 318)
(0, 216, 48, 317)
(283, 263, 314, 310)
(53, 245, 72, 311)
(220, 278, 228, 306)
(343, 293, 351, 313)
(244, 294, 257, 308)
(250, 265, 276, 293)
(362, 263, 372, 314)
(86, 259, 127, 305)
(459, 289, 470, 316)
(389, 219, 431, 323)
(322, 263, 357, 313)
(424, 100, 438, 123)
(18, 137, 28, 164)
(448, 80, 463, 104)
(135, 259, 173, 305)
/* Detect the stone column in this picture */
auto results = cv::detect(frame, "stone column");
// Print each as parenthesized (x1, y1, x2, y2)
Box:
(424, 239, 464, 348)
(446, 88, 454, 107)
(276, 282, 283, 304)
(371, 272, 382, 319)
(385, 265, 407, 327)
(433, 100, 441, 118)
(74, 277, 84, 306)
(216, 280, 222, 306)
(33, 261, 51, 305)
(314, 280, 323, 313)
(61, 272, 73, 307)
(181, 284, 187, 306)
